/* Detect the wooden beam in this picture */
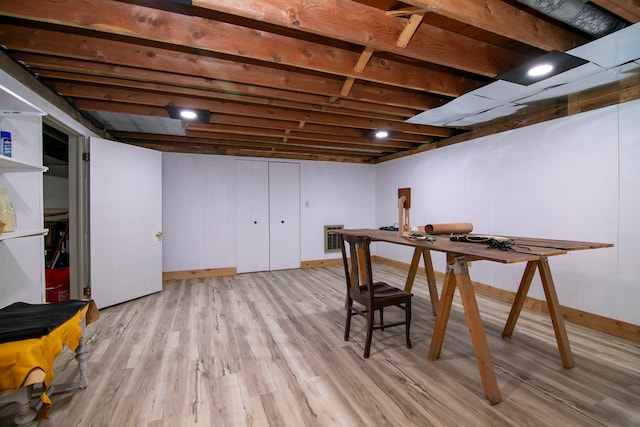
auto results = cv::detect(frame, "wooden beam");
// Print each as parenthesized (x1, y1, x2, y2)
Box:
(590, 0, 640, 23)
(354, 47, 376, 73)
(18, 53, 444, 111)
(396, 13, 425, 48)
(400, 0, 588, 51)
(0, 2, 483, 95)
(192, 0, 534, 76)
(187, 127, 419, 149)
(51, 80, 417, 125)
(340, 77, 356, 98)
(43, 70, 419, 119)
(116, 131, 388, 156)
(387, 7, 426, 17)
(36, 69, 406, 118)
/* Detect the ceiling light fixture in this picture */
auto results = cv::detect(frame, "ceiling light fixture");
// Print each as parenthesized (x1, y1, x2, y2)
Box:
(364, 129, 397, 139)
(180, 110, 198, 120)
(166, 105, 210, 123)
(497, 50, 589, 86)
(528, 64, 554, 77)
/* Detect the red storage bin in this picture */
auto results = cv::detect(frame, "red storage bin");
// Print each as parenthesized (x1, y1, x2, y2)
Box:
(45, 267, 70, 302)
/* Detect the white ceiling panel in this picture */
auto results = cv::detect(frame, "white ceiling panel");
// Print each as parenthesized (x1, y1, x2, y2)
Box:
(407, 24, 640, 128)
(407, 94, 504, 125)
(405, 107, 463, 126)
(467, 80, 541, 102)
(569, 23, 640, 68)
(518, 62, 640, 104)
(529, 62, 605, 90)
(445, 104, 527, 127)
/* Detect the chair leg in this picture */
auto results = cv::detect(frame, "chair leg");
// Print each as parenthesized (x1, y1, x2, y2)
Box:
(344, 298, 353, 341)
(379, 307, 384, 330)
(405, 301, 412, 349)
(364, 307, 375, 358)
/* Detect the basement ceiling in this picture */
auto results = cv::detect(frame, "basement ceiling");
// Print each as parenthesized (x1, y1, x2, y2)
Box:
(0, 0, 639, 163)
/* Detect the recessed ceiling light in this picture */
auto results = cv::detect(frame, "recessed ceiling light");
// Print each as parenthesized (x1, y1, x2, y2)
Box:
(166, 105, 210, 123)
(180, 110, 198, 120)
(497, 50, 589, 86)
(363, 129, 398, 139)
(528, 64, 554, 77)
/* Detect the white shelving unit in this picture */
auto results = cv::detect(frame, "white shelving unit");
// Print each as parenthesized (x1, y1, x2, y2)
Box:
(0, 81, 48, 305)
(0, 154, 48, 242)
(0, 229, 48, 242)
(0, 154, 48, 173)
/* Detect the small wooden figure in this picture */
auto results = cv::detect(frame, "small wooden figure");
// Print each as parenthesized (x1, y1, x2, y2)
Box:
(398, 188, 411, 236)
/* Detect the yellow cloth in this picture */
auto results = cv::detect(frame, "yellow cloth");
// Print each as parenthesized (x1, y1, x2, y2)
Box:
(0, 304, 89, 418)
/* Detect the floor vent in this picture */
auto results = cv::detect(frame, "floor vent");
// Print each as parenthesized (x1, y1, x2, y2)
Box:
(324, 225, 344, 252)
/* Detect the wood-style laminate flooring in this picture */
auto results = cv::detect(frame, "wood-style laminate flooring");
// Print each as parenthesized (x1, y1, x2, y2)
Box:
(1, 264, 639, 426)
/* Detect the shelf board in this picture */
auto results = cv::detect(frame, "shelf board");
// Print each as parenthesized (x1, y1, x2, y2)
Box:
(0, 155, 48, 172)
(0, 228, 48, 241)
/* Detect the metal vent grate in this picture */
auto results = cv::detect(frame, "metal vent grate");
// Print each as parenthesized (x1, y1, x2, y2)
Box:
(324, 225, 344, 252)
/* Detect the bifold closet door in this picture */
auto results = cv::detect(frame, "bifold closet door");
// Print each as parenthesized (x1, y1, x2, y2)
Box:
(269, 162, 300, 270)
(235, 160, 300, 273)
(236, 160, 270, 273)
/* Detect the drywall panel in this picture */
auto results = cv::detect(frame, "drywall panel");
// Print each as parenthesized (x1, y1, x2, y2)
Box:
(376, 103, 631, 323)
(616, 99, 640, 324)
(300, 160, 375, 261)
(162, 153, 236, 272)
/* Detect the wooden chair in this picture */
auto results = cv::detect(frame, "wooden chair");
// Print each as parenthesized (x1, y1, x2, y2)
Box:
(340, 233, 413, 358)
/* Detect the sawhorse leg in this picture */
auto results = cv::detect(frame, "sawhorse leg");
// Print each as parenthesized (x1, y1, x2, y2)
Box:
(404, 247, 440, 315)
(502, 258, 573, 368)
(428, 255, 501, 404)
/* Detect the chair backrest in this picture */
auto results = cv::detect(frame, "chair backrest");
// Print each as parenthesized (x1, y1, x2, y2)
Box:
(340, 233, 375, 301)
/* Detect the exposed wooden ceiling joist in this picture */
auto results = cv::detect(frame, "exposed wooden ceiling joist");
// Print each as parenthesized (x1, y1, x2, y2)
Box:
(0, 0, 635, 163)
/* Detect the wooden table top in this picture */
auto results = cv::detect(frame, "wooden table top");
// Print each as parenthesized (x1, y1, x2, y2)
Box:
(340, 229, 613, 264)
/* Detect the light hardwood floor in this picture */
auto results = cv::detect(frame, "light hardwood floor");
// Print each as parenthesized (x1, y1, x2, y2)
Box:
(2, 264, 639, 426)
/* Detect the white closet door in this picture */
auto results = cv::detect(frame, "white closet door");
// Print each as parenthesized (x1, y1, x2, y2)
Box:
(269, 162, 300, 270)
(236, 160, 270, 273)
(89, 137, 162, 308)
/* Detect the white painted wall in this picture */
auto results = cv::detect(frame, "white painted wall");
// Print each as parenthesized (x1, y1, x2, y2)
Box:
(162, 155, 375, 272)
(300, 160, 375, 261)
(162, 153, 236, 272)
(376, 100, 639, 324)
(616, 100, 640, 324)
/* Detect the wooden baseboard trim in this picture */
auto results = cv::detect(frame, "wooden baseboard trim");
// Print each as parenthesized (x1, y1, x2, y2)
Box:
(300, 258, 343, 268)
(162, 267, 236, 281)
(375, 256, 640, 343)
